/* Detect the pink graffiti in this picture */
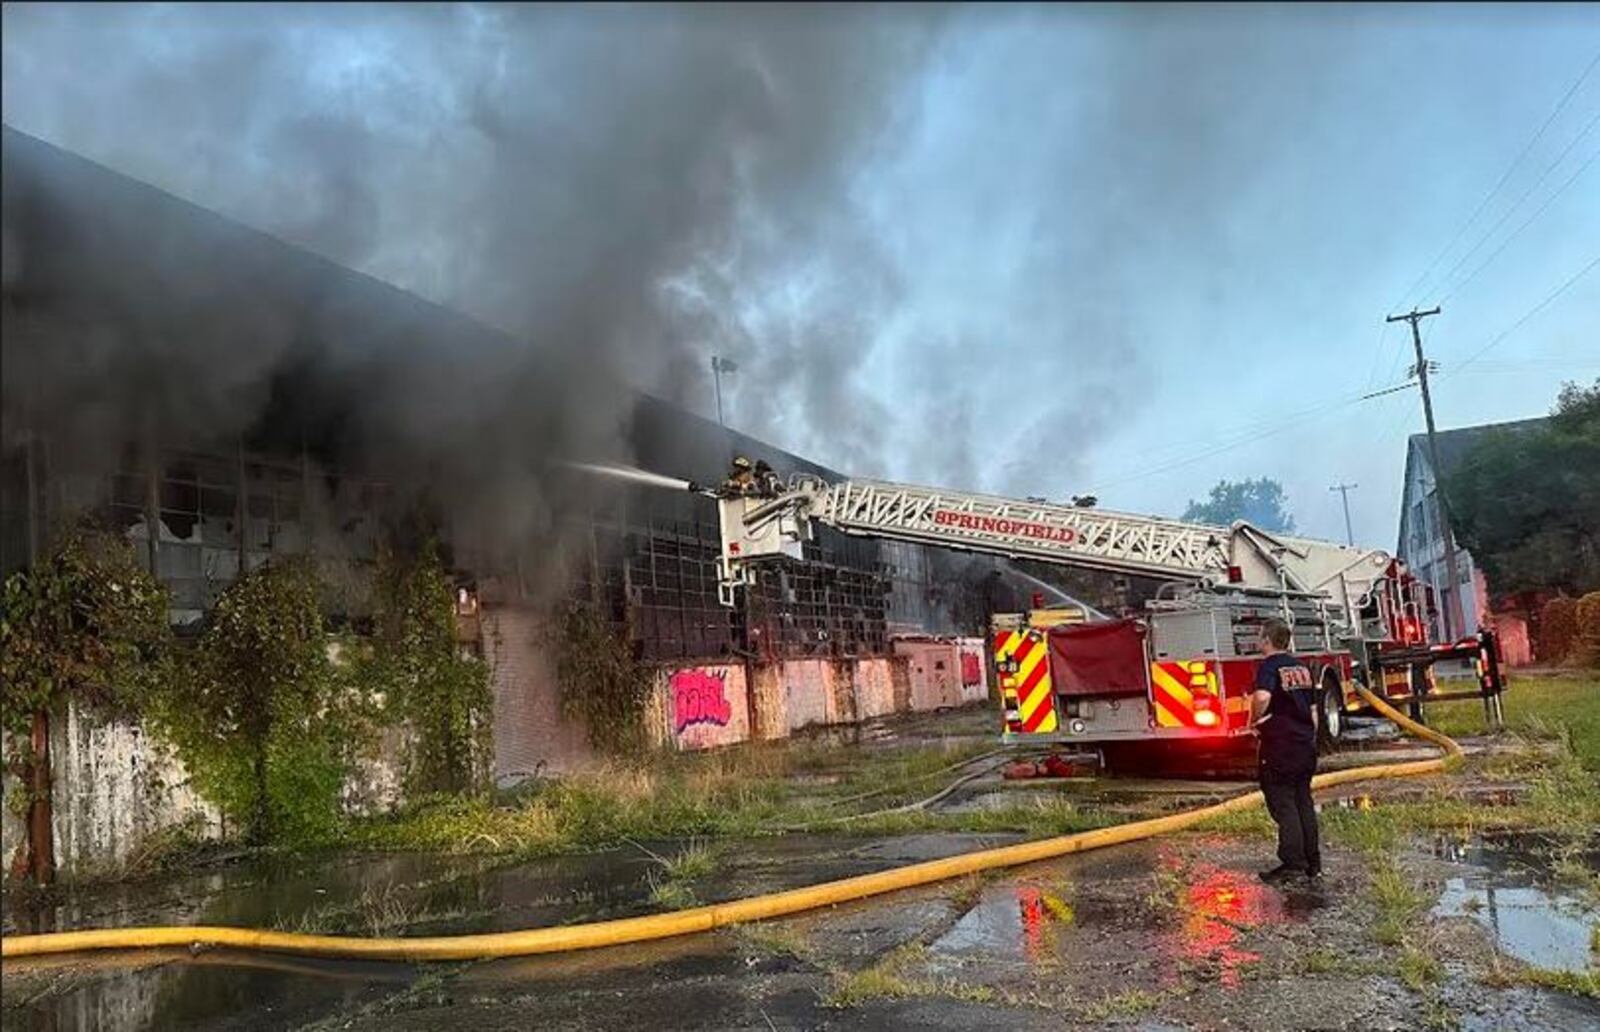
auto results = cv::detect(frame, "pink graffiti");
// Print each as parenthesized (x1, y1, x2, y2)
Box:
(672, 670, 732, 733)
(960, 652, 982, 687)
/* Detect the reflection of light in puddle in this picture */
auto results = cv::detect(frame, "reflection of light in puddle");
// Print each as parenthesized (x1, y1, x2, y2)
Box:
(929, 884, 1072, 965)
(1433, 878, 1595, 974)
(1155, 859, 1297, 989)
(1171, 870, 1267, 992)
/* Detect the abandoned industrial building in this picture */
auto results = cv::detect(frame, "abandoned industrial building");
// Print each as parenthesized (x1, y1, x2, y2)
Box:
(2, 123, 1102, 860)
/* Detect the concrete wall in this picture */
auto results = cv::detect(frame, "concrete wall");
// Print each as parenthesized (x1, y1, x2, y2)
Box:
(1, 701, 223, 880)
(895, 638, 991, 712)
(1, 702, 412, 880)
(651, 637, 991, 752)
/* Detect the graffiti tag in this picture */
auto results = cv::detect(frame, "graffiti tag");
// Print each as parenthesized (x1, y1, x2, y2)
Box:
(672, 669, 732, 733)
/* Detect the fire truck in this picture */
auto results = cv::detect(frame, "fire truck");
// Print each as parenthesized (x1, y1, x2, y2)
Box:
(712, 471, 1504, 761)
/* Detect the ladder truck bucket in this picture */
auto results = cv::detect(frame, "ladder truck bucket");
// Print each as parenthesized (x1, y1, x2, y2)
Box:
(716, 492, 811, 605)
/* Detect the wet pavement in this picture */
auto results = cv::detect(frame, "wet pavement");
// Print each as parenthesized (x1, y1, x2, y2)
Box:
(4, 719, 1595, 1031)
(5, 824, 1596, 1031)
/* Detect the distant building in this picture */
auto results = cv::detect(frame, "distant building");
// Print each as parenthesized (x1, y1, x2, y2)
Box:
(1396, 418, 1546, 665)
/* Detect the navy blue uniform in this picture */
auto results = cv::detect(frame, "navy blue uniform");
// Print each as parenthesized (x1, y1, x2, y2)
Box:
(1254, 653, 1321, 874)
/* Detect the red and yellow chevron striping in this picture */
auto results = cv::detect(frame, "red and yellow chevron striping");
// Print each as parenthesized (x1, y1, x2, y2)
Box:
(1151, 659, 1222, 731)
(994, 629, 1058, 734)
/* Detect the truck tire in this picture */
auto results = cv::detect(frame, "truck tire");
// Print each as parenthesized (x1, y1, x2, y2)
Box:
(1318, 673, 1345, 752)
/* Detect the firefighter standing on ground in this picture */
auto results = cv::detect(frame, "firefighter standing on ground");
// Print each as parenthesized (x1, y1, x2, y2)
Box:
(1249, 618, 1322, 883)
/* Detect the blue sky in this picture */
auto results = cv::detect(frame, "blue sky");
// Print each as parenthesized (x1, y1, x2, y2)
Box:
(4, 3, 1596, 550)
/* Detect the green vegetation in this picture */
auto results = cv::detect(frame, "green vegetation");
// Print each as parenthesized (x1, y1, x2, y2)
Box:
(1514, 967, 1600, 999)
(1426, 673, 1600, 769)
(825, 943, 997, 1008)
(639, 839, 715, 910)
(1446, 378, 1600, 597)
(1182, 476, 1294, 532)
(2, 525, 509, 873)
(1081, 988, 1164, 1022)
(1, 530, 172, 880)
(147, 560, 349, 845)
(1369, 861, 1429, 947)
(554, 600, 654, 754)
(731, 921, 815, 961)
(343, 740, 1118, 857)
(358, 543, 492, 796)
(1398, 944, 1443, 989)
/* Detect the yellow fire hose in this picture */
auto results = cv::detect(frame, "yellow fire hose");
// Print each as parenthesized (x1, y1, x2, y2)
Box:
(1, 684, 1462, 963)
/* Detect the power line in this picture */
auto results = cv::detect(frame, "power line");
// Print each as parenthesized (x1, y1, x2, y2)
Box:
(1086, 389, 1378, 493)
(1395, 48, 1600, 309)
(1435, 108, 1600, 301)
(1449, 254, 1600, 375)
(1439, 143, 1600, 303)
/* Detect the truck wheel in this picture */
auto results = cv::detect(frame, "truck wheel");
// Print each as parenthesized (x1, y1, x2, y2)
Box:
(1318, 674, 1345, 752)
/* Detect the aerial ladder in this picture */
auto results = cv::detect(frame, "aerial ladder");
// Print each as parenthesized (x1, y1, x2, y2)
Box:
(713, 470, 1504, 757)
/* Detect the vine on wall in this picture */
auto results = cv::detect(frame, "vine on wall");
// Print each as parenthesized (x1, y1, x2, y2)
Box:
(360, 542, 492, 797)
(554, 601, 653, 754)
(147, 559, 353, 846)
(0, 529, 171, 880)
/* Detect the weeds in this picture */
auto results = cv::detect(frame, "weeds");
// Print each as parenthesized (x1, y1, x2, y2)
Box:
(1081, 988, 1163, 1022)
(1144, 857, 1192, 918)
(824, 944, 995, 1008)
(826, 945, 929, 1006)
(1369, 859, 1428, 946)
(1298, 947, 1343, 975)
(1515, 966, 1600, 998)
(1399, 944, 1443, 989)
(732, 921, 814, 961)
(641, 840, 716, 911)
(1425, 674, 1600, 771)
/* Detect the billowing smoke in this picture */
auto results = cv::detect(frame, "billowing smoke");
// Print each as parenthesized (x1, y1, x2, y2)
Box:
(1, 3, 944, 571)
(3, 2, 1371, 557)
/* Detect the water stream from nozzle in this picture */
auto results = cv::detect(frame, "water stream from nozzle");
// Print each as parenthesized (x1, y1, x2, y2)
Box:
(563, 461, 709, 494)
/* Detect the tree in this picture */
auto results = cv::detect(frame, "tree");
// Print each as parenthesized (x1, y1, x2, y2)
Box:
(155, 560, 344, 845)
(1446, 379, 1600, 596)
(0, 530, 171, 883)
(1182, 477, 1296, 532)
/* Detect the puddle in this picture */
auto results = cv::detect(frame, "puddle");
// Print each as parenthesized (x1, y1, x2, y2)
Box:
(927, 853, 1313, 990)
(1152, 860, 1296, 988)
(929, 881, 1075, 963)
(1429, 833, 1599, 975)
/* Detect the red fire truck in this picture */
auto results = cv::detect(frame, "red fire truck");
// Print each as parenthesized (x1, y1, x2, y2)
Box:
(714, 472, 1504, 762)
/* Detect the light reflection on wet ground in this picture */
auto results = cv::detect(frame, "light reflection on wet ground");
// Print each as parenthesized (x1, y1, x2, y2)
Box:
(4, 815, 1595, 1030)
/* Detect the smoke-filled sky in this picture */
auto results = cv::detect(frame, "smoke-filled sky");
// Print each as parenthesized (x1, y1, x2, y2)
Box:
(3, 2, 1597, 550)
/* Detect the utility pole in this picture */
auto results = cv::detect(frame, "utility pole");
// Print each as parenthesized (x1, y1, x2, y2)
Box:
(1386, 305, 1465, 639)
(1328, 482, 1358, 546)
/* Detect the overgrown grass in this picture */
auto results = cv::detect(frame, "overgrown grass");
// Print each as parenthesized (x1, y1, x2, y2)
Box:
(1427, 672, 1600, 770)
(342, 739, 1062, 858)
